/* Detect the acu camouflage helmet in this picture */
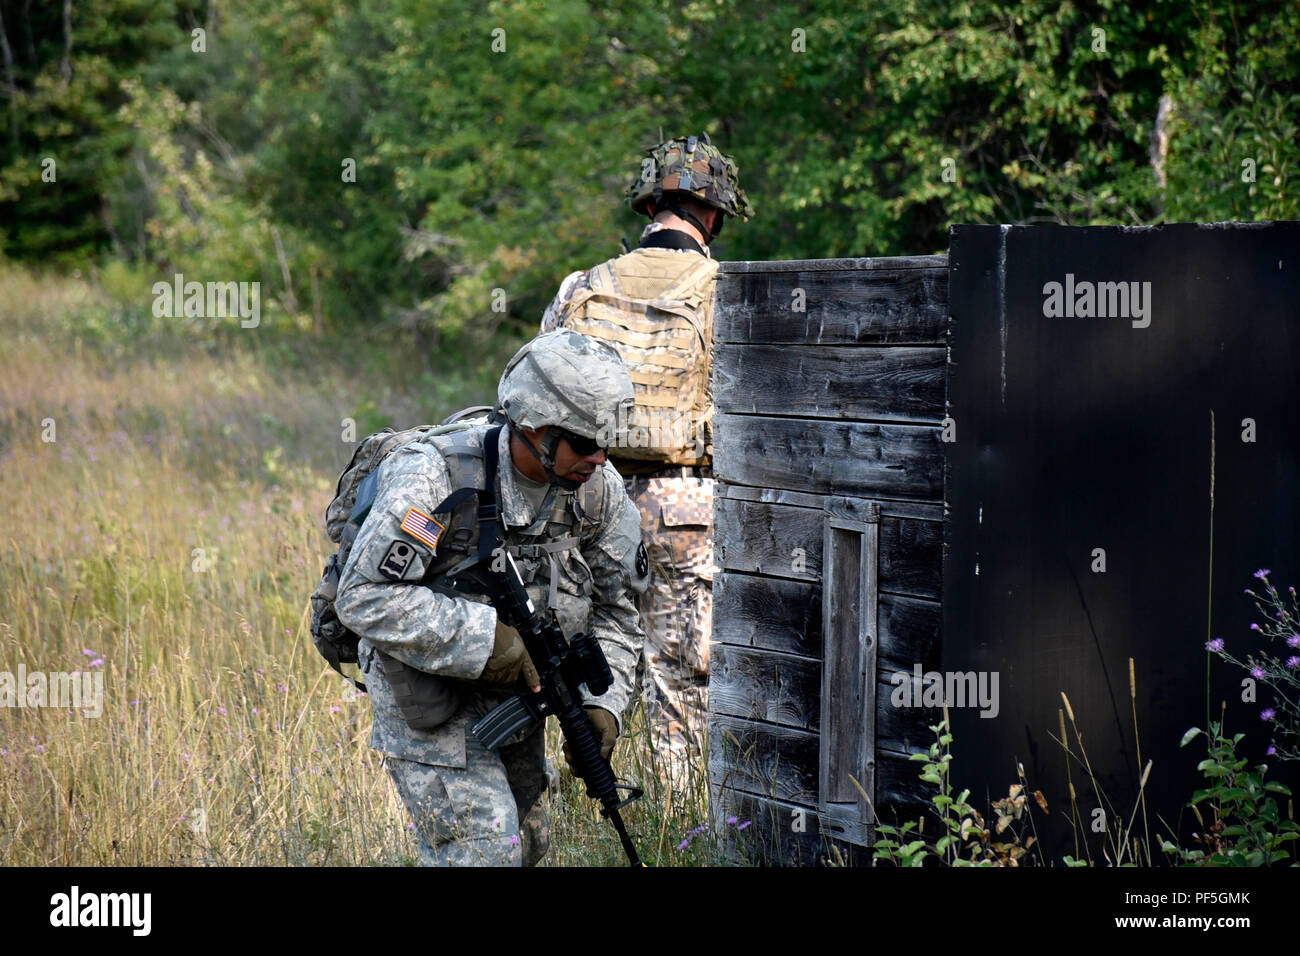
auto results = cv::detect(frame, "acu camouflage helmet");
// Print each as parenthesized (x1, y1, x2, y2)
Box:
(627, 131, 754, 222)
(497, 329, 634, 440)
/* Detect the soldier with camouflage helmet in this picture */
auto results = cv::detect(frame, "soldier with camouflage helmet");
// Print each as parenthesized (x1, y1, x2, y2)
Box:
(334, 329, 648, 866)
(540, 131, 752, 791)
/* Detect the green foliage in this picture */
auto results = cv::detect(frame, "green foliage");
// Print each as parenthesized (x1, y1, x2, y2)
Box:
(1161, 723, 1299, 866)
(3, 0, 1298, 369)
(0, 1, 204, 261)
(872, 717, 1045, 866)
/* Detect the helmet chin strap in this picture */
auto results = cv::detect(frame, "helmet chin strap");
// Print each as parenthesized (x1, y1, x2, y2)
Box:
(511, 424, 582, 492)
(665, 201, 721, 244)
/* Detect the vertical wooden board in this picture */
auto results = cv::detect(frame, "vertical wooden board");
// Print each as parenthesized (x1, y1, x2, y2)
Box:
(822, 523, 865, 804)
(713, 344, 946, 421)
(714, 413, 944, 499)
(709, 644, 820, 731)
(714, 265, 949, 345)
(715, 497, 942, 599)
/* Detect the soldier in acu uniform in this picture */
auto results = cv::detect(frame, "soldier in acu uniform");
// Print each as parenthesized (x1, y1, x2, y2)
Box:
(334, 329, 648, 866)
(540, 133, 753, 789)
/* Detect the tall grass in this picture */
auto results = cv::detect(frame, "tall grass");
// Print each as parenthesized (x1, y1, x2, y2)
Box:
(0, 263, 724, 866)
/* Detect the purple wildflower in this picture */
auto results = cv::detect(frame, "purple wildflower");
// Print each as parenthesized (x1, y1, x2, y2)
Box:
(1250, 623, 1261, 632)
(217, 706, 227, 715)
(1251, 666, 1266, 680)
(82, 649, 95, 657)
(330, 706, 341, 713)
(677, 839, 690, 851)
(509, 835, 520, 847)
(278, 685, 288, 693)
(1267, 745, 1278, 756)
(726, 815, 739, 825)
(738, 820, 752, 831)
(1288, 656, 1300, 670)
(1261, 708, 1276, 721)
(1254, 569, 1271, 580)
(1288, 635, 1300, 649)
(89, 658, 104, 668)
(1205, 638, 1225, 652)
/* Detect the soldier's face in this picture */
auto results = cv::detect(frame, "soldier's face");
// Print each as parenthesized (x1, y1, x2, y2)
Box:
(548, 426, 607, 483)
(516, 426, 606, 484)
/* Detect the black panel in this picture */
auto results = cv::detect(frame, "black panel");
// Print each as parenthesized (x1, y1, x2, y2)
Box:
(944, 223, 1300, 861)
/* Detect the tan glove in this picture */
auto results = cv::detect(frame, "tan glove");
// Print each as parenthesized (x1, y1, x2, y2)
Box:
(563, 706, 619, 769)
(479, 617, 540, 689)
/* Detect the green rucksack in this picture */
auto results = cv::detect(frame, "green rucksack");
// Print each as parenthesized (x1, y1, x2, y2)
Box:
(307, 406, 495, 688)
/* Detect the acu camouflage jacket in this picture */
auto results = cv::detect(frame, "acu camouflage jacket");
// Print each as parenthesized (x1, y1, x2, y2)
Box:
(334, 424, 647, 768)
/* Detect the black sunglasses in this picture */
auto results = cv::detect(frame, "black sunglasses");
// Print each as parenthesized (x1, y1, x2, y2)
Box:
(553, 426, 606, 457)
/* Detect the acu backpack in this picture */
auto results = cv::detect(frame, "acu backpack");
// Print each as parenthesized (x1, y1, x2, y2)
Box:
(307, 406, 494, 689)
(558, 248, 719, 466)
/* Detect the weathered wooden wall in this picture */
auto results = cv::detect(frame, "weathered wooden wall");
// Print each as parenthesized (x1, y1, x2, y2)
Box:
(710, 254, 949, 865)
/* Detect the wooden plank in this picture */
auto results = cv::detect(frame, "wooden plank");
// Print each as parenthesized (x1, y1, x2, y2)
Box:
(715, 483, 826, 510)
(719, 254, 948, 274)
(710, 644, 820, 731)
(714, 267, 948, 345)
(874, 749, 934, 824)
(876, 677, 943, 758)
(708, 677, 927, 762)
(820, 511, 876, 817)
(713, 413, 943, 499)
(711, 715, 819, 805)
(716, 482, 944, 522)
(712, 573, 941, 672)
(711, 716, 930, 825)
(714, 497, 942, 599)
(878, 593, 942, 666)
(711, 788, 868, 866)
(714, 344, 946, 423)
(712, 572, 823, 658)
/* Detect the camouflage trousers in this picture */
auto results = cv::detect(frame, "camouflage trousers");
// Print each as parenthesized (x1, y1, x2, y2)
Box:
(385, 720, 549, 867)
(622, 468, 714, 789)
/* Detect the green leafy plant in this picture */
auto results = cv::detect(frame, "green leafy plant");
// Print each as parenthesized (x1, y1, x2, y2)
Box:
(871, 714, 1046, 867)
(1160, 721, 1298, 866)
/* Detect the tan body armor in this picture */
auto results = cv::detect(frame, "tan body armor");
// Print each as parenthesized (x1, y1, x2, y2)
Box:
(559, 248, 718, 467)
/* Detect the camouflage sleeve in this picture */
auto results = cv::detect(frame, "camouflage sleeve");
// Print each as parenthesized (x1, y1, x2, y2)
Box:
(333, 444, 497, 680)
(539, 269, 590, 333)
(579, 463, 648, 732)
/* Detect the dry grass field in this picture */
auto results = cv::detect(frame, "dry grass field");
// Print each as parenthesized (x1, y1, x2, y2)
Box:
(0, 264, 732, 867)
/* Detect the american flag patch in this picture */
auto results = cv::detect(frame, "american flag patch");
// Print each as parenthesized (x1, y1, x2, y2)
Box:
(399, 507, 445, 551)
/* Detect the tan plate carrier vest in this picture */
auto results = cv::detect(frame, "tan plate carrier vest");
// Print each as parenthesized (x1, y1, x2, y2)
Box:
(559, 248, 719, 466)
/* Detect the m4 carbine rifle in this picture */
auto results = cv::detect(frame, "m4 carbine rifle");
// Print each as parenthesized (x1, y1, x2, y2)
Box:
(467, 550, 644, 866)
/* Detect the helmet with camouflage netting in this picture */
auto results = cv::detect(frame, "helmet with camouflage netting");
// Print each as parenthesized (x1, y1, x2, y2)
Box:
(627, 131, 754, 235)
